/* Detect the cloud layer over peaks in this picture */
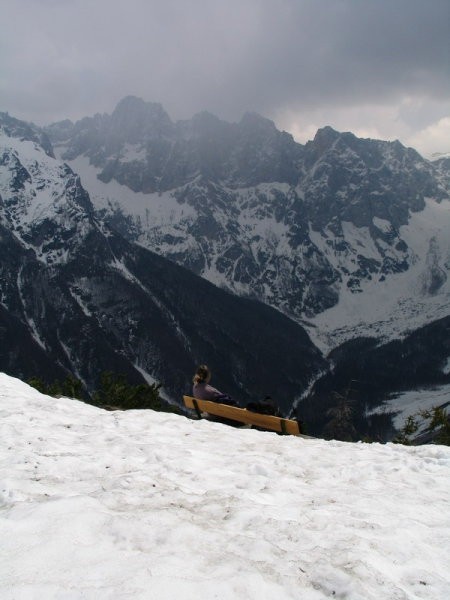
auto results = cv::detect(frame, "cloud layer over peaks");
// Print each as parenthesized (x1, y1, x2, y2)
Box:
(1, 0, 449, 156)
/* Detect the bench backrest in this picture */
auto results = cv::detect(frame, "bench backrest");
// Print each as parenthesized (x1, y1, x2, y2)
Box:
(183, 396, 300, 435)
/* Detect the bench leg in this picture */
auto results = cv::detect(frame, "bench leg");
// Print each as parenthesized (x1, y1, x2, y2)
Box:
(192, 399, 202, 419)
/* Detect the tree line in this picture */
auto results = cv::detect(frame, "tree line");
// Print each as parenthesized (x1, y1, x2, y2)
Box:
(27, 372, 179, 413)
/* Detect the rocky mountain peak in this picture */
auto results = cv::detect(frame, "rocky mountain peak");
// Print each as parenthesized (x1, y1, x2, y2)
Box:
(0, 122, 95, 268)
(110, 96, 174, 141)
(239, 111, 278, 133)
(185, 111, 230, 140)
(310, 125, 341, 150)
(0, 112, 55, 158)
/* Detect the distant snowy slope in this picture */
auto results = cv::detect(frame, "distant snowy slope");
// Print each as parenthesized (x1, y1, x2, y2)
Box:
(61, 153, 197, 238)
(369, 384, 450, 433)
(309, 196, 450, 350)
(1, 373, 449, 599)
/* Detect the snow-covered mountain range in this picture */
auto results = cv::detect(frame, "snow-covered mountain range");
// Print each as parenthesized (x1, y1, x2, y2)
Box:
(1, 99, 449, 440)
(47, 96, 450, 353)
(0, 111, 325, 411)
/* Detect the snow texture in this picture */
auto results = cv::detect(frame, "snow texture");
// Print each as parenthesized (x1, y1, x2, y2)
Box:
(1, 373, 449, 599)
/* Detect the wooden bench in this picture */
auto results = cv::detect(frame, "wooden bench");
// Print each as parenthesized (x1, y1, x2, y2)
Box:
(183, 395, 301, 436)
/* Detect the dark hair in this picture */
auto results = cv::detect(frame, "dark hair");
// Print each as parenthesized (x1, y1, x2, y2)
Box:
(193, 364, 210, 384)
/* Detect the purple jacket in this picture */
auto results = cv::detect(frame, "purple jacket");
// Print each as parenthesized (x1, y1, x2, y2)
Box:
(192, 382, 223, 401)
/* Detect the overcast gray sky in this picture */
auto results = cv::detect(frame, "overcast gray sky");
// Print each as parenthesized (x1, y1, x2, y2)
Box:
(1, 0, 449, 157)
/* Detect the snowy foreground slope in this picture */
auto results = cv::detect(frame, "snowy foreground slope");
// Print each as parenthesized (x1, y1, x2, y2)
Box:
(1, 374, 449, 600)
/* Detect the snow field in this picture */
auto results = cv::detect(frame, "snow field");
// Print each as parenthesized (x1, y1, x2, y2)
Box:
(1, 373, 449, 599)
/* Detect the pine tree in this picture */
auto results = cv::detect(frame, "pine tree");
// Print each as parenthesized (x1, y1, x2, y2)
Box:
(323, 384, 358, 442)
(420, 407, 450, 445)
(92, 372, 162, 411)
(392, 414, 419, 445)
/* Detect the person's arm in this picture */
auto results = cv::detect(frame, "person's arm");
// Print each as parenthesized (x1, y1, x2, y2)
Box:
(203, 384, 223, 400)
(206, 385, 237, 406)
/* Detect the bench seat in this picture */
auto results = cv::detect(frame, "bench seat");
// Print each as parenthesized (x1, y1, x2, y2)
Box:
(183, 395, 301, 436)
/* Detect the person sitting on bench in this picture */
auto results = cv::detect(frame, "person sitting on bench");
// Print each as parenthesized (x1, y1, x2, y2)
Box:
(192, 364, 237, 406)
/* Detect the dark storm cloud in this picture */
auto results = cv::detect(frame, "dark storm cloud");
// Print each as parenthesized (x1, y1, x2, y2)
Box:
(205, 0, 450, 128)
(1, 0, 449, 153)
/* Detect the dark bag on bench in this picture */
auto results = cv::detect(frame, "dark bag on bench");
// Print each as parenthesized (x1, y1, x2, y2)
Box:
(216, 394, 238, 407)
(246, 396, 280, 416)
